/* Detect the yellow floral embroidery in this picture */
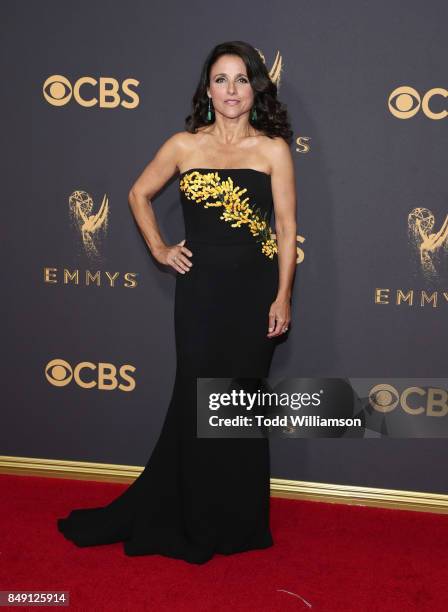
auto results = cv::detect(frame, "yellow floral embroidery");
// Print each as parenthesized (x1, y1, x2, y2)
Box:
(179, 170, 278, 259)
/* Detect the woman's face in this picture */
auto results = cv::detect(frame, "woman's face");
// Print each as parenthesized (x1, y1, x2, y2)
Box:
(207, 54, 254, 120)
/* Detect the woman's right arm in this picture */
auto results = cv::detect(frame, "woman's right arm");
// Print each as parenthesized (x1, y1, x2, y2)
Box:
(128, 132, 193, 274)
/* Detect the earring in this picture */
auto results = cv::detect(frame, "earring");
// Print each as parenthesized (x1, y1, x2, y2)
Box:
(207, 97, 213, 122)
(251, 106, 257, 121)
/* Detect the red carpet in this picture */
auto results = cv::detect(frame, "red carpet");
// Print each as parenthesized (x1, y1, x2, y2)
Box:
(0, 474, 447, 611)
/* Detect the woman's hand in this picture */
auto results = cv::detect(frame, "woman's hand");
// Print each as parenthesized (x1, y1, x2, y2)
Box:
(153, 239, 193, 274)
(267, 296, 291, 337)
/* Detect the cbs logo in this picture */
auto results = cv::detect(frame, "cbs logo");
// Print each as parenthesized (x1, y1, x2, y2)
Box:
(43, 75, 139, 108)
(388, 86, 448, 120)
(45, 358, 136, 391)
(369, 383, 447, 417)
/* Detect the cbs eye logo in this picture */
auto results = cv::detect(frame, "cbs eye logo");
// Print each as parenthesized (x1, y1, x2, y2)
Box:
(45, 358, 136, 391)
(42, 75, 140, 108)
(388, 86, 448, 120)
(369, 383, 448, 417)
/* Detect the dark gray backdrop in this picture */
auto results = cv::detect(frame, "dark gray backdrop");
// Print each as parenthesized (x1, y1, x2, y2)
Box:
(2, 0, 447, 493)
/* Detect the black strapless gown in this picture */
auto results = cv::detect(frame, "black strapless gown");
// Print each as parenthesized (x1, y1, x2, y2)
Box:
(57, 168, 279, 564)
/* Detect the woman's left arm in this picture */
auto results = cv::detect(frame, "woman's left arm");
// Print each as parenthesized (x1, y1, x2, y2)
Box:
(267, 137, 298, 338)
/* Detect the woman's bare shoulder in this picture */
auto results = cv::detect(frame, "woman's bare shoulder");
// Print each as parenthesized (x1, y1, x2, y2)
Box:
(263, 134, 291, 155)
(169, 128, 209, 142)
(165, 129, 213, 169)
(164, 129, 207, 155)
(153, 131, 193, 170)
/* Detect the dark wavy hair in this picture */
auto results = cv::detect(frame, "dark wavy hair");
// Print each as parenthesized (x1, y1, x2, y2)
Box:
(185, 41, 293, 144)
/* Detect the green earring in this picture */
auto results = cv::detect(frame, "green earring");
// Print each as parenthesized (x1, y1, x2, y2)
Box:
(207, 97, 213, 122)
(251, 107, 257, 121)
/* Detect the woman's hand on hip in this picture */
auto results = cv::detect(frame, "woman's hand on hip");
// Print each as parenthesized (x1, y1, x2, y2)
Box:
(153, 239, 193, 274)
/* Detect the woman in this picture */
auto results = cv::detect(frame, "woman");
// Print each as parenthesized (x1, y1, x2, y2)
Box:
(57, 40, 297, 565)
